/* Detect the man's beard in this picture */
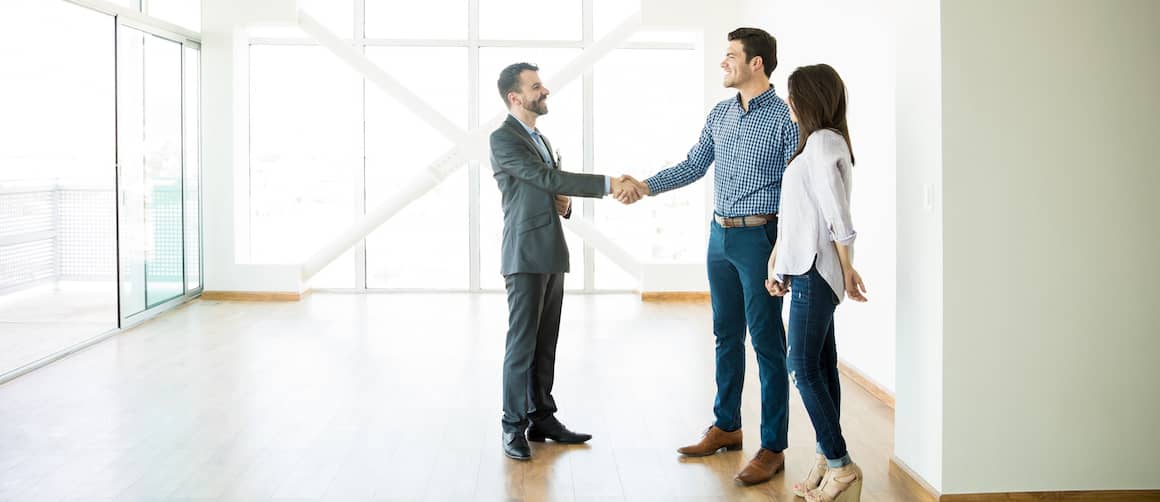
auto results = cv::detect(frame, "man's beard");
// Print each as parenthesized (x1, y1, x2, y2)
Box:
(523, 98, 548, 116)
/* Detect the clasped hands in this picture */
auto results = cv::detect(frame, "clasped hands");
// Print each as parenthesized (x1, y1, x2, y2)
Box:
(766, 254, 789, 297)
(610, 175, 649, 204)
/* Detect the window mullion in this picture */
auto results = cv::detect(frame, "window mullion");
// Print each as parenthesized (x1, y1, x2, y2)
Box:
(582, 0, 595, 292)
(468, 0, 481, 291)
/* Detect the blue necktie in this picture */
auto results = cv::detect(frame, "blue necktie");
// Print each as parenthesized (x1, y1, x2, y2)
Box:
(530, 130, 553, 166)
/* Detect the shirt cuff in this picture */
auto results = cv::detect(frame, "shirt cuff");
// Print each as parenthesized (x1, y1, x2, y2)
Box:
(645, 177, 662, 196)
(832, 230, 857, 246)
(605, 176, 611, 195)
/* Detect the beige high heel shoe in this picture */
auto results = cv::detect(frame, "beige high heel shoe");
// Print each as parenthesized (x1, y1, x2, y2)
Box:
(806, 461, 863, 502)
(793, 454, 828, 497)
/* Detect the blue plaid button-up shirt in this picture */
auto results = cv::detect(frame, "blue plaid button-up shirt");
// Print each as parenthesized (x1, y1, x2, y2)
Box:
(645, 86, 799, 217)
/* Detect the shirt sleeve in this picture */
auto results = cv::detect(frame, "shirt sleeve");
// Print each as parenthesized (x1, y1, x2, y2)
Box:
(806, 131, 857, 246)
(644, 107, 717, 195)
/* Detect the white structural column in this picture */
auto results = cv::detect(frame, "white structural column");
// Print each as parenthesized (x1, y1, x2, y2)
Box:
(298, 11, 645, 282)
(201, 0, 303, 294)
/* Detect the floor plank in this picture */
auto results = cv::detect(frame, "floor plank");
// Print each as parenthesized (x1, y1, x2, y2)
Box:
(0, 293, 911, 501)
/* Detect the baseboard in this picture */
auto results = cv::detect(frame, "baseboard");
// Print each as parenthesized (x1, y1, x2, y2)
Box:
(640, 291, 710, 302)
(200, 290, 305, 302)
(889, 456, 1160, 501)
(889, 456, 940, 502)
(837, 359, 894, 409)
(941, 491, 1160, 501)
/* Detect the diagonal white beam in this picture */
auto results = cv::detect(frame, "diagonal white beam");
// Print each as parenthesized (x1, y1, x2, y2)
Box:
(298, 11, 467, 144)
(299, 12, 644, 282)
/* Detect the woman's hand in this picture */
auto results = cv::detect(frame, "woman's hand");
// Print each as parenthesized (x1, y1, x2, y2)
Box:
(844, 268, 868, 302)
(766, 249, 788, 296)
(766, 278, 789, 296)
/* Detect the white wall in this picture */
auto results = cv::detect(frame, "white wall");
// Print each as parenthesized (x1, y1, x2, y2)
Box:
(894, 0, 944, 491)
(939, 0, 1160, 493)
(741, 0, 899, 395)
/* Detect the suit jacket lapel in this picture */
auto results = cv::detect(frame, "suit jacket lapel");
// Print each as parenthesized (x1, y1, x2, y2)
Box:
(540, 134, 558, 169)
(504, 115, 556, 169)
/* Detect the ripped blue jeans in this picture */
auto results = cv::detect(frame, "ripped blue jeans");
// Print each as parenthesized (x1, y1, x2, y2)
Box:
(786, 265, 851, 467)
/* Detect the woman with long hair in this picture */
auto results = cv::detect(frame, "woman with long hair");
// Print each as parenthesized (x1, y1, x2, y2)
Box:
(766, 63, 866, 502)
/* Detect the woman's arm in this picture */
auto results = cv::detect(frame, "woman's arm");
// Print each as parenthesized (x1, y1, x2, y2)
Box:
(835, 243, 867, 302)
(765, 240, 788, 296)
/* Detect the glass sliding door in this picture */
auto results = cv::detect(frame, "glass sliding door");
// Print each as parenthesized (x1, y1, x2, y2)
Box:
(117, 26, 147, 316)
(117, 26, 184, 315)
(142, 32, 184, 306)
(0, 0, 119, 375)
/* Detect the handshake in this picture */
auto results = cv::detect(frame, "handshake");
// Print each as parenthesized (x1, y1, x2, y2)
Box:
(610, 175, 650, 205)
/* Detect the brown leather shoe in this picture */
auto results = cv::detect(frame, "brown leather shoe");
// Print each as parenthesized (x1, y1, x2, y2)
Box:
(676, 426, 743, 457)
(734, 448, 785, 485)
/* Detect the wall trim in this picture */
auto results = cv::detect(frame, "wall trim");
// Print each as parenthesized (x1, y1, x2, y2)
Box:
(201, 290, 304, 302)
(641, 291, 711, 302)
(889, 456, 939, 502)
(889, 456, 1160, 501)
(838, 359, 895, 409)
(941, 491, 1160, 501)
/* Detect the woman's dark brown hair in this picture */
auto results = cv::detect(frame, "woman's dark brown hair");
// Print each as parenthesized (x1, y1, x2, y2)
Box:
(787, 64, 855, 165)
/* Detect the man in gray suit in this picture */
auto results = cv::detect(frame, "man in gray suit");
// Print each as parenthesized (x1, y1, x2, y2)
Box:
(489, 62, 639, 460)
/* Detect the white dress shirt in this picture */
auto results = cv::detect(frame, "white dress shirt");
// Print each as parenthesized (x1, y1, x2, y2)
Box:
(772, 129, 857, 303)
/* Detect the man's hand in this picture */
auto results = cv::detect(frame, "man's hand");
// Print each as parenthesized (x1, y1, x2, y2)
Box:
(555, 195, 571, 216)
(611, 175, 649, 204)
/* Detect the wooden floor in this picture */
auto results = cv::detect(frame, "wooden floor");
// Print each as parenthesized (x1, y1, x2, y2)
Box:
(0, 293, 921, 501)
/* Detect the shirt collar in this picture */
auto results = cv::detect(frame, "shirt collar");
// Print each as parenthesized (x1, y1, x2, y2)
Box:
(509, 113, 539, 137)
(734, 84, 779, 110)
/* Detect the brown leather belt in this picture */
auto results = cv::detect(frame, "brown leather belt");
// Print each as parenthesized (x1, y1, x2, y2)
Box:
(713, 213, 777, 228)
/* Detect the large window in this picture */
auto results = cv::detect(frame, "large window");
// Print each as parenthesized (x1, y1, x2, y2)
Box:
(593, 49, 705, 289)
(248, 0, 704, 291)
(363, 47, 470, 289)
(249, 46, 361, 288)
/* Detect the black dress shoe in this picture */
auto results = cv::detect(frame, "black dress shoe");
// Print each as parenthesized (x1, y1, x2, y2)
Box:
(527, 419, 593, 444)
(503, 431, 532, 460)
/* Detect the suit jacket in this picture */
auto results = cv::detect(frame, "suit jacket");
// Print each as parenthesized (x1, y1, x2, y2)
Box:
(489, 115, 606, 276)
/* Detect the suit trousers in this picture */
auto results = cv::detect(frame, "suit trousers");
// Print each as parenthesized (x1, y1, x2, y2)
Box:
(501, 272, 564, 433)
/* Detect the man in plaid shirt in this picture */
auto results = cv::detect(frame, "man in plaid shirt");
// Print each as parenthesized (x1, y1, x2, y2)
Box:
(622, 27, 799, 486)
